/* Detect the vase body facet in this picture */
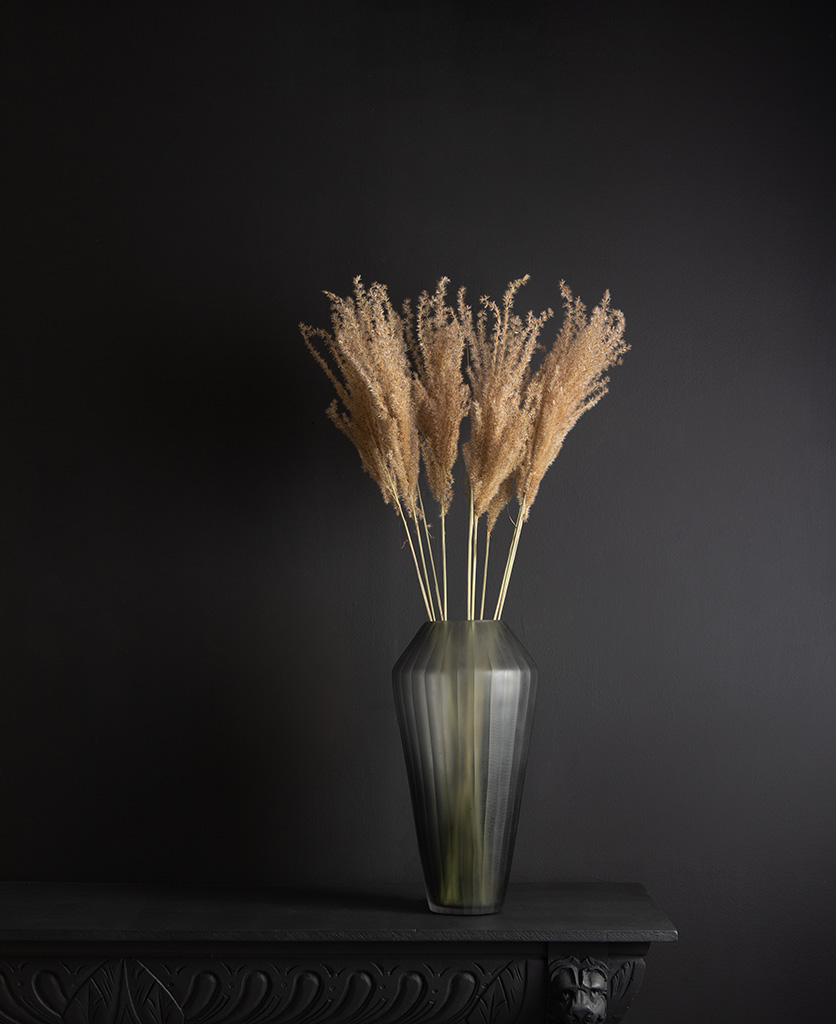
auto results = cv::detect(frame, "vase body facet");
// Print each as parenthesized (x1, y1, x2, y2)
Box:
(393, 620, 538, 915)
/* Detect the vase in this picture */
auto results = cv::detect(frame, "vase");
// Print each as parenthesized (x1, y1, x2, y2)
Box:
(393, 620, 538, 915)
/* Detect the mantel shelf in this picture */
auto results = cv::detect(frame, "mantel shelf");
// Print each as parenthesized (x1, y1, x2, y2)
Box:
(0, 882, 676, 1023)
(0, 881, 677, 944)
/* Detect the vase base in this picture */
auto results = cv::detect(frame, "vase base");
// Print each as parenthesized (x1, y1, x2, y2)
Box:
(426, 899, 503, 916)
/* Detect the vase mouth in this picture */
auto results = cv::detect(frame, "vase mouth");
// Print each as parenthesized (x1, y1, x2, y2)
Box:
(416, 619, 516, 637)
(413, 618, 519, 644)
(421, 619, 508, 625)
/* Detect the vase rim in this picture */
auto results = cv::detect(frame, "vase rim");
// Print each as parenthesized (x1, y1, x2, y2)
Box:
(420, 619, 509, 625)
(416, 619, 515, 632)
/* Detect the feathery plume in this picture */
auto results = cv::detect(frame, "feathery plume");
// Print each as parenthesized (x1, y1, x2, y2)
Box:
(516, 283, 628, 519)
(301, 274, 628, 621)
(409, 278, 470, 515)
(461, 277, 552, 524)
(301, 277, 420, 518)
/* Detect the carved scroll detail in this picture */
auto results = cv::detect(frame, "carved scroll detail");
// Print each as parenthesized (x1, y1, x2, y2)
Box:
(0, 957, 530, 1024)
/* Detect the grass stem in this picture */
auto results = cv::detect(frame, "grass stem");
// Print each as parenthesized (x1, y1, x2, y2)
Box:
(441, 510, 448, 620)
(395, 500, 434, 621)
(471, 515, 480, 619)
(480, 530, 491, 621)
(413, 511, 436, 621)
(418, 486, 444, 620)
(467, 490, 475, 620)
(494, 505, 525, 620)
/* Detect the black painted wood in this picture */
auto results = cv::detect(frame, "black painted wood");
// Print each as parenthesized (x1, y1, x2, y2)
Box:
(0, 882, 676, 943)
(0, 884, 675, 1022)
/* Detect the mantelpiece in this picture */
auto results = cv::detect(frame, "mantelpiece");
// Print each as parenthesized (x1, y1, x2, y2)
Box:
(0, 882, 676, 1023)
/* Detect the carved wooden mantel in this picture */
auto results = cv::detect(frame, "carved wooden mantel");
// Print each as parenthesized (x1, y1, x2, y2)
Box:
(0, 882, 676, 1023)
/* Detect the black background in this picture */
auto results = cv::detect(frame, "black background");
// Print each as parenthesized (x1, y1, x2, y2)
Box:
(2, 2, 834, 1020)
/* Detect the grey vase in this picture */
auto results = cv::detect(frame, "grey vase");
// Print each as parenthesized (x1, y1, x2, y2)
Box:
(393, 620, 538, 915)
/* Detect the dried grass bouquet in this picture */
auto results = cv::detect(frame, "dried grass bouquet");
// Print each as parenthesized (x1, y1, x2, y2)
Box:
(301, 275, 627, 621)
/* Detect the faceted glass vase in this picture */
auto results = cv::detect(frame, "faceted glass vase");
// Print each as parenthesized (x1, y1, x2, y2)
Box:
(393, 620, 538, 915)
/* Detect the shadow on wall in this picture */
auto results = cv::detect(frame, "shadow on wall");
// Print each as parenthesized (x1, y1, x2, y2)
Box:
(1, 309, 405, 883)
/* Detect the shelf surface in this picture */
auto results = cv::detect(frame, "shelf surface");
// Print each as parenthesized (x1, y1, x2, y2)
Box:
(0, 882, 677, 943)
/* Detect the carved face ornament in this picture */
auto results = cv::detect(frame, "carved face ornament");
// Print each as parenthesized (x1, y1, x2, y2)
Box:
(550, 957, 608, 1024)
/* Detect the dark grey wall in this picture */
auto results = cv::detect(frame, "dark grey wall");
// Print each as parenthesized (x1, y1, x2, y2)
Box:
(3, 1, 834, 1020)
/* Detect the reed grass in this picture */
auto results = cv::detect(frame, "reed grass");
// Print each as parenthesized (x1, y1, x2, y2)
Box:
(301, 275, 628, 621)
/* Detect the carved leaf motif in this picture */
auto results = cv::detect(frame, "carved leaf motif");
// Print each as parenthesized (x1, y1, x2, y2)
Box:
(609, 959, 633, 1006)
(607, 958, 645, 1024)
(273, 969, 323, 1022)
(63, 961, 184, 1024)
(0, 958, 533, 1024)
(28, 971, 66, 1019)
(0, 964, 66, 1023)
(175, 969, 219, 1022)
(180, 968, 279, 1024)
(421, 968, 478, 1023)
(466, 962, 526, 1024)
(319, 968, 378, 1021)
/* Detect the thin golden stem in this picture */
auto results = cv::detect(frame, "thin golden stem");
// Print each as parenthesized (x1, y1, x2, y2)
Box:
(441, 509, 448, 621)
(467, 489, 475, 620)
(494, 505, 526, 620)
(418, 487, 444, 620)
(495, 512, 516, 614)
(471, 515, 480, 620)
(412, 508, 437, 622)
(394, 499, 434, 621)
(479, 530, 491, 620)
(495, 526, 521, 620)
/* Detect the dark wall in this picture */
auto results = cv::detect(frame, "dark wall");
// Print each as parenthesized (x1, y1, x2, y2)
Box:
(3, 1, 834, 1020)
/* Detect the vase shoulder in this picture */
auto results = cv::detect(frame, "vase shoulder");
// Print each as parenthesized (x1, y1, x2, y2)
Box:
(394, 620, 538, 679)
